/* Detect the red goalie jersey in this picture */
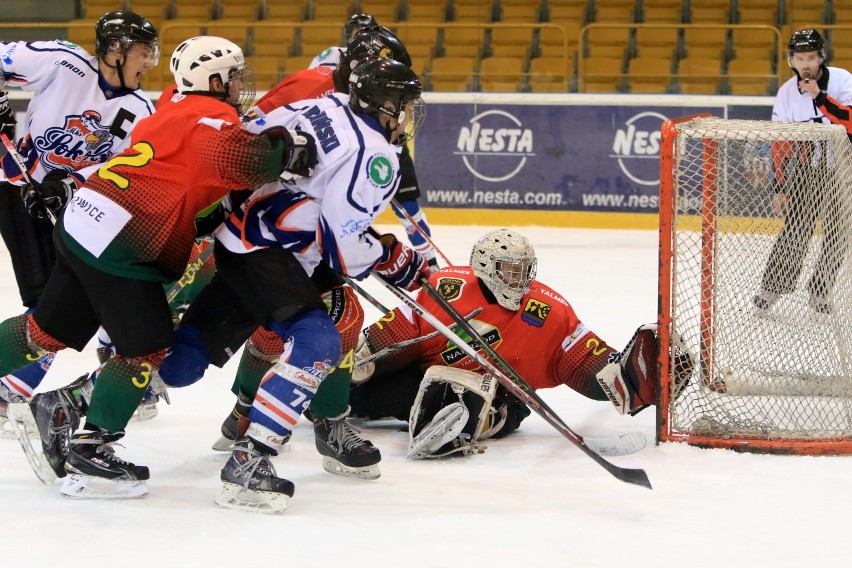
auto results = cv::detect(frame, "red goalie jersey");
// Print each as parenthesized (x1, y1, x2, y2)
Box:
(364, 266, 618, 396)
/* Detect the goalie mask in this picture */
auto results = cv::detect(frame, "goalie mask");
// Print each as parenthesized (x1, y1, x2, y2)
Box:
(171, 36, 255, 115)
(349, 57, 424, 146)
(470, 229, 537, 311)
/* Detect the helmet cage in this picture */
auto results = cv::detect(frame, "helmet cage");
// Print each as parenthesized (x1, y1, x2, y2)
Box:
(349, 58, 423, 146)
(172, 36, 255, 115)
(469, 229, 537, 311)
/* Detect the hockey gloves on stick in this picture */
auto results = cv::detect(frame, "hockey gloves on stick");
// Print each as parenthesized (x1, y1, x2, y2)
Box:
(595, 324, 658, 416)
(21, 170, 76, 220)
(373, 233, 430, 292)
(0, 91, 15, 138)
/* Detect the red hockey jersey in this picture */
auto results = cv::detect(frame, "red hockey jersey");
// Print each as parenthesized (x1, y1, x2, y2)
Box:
(364, 267, 618, 394)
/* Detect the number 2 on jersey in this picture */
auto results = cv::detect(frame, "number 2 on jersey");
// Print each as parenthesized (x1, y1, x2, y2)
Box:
(98, 141, 154, 189)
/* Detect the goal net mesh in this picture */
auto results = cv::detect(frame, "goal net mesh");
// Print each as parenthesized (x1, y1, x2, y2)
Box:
(659, 117, 852, 452)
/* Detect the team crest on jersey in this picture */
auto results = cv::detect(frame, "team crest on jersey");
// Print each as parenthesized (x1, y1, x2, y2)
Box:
(34, 110, 114, 171)
(436, 277, 464, 301)
(366, 154, 394, 188)
(521, 298, 551, 327)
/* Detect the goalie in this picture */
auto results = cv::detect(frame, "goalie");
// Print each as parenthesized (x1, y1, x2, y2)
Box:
(351, 229, 673, 458)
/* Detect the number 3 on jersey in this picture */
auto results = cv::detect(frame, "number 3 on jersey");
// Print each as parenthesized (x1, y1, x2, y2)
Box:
(98, 141, 154, 189)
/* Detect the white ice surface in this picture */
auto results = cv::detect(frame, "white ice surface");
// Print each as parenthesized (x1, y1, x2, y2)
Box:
(1, 225, 848, 568)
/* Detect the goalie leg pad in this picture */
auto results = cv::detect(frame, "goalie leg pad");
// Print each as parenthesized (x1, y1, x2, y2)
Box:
(596, 324, 658, 416)
(407, 366, 498, 459)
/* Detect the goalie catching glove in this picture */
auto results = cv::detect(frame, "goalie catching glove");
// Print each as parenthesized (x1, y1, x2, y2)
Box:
(373, 233, 430, 292)
(22, 170, 77, 220)
(595, 324, 658, 416)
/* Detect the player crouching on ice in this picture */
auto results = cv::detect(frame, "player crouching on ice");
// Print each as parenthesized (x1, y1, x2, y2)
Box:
(350, 229, 692, 458)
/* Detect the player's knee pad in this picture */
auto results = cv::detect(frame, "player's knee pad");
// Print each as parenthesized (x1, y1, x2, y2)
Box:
(267, 308, 341, 372)
(158, 324, 214, 388)
(407, 366, 498, 459)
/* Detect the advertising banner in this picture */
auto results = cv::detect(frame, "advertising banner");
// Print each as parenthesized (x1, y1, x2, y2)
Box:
(416, 99, 773, 214)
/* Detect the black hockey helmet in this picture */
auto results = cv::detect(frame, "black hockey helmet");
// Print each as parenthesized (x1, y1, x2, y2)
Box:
(95, 10, 159, 59)
(341, 26, 411, 71)
(788, 29, 826, 63)
(349, 57, 424, 145)
(344, 13, 378, 42)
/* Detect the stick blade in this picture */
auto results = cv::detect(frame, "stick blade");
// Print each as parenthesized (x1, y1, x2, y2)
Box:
(612, 466, 653, 489)
(585, 431, 648, 457)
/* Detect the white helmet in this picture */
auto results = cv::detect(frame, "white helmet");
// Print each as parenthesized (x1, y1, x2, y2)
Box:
(171, 36, 255, 114)
(470, 229, 537, 311)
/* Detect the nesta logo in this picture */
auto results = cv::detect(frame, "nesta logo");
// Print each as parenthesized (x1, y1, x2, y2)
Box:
(455, 109, 534, 182)
(610, 111, 668, 186)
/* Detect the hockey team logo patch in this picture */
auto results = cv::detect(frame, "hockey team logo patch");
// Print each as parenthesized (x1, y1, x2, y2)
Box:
(521, 298, 551, 327)
(366, 154, 394, 188)
(34, 110, 114, 171)
(436, 277, 464, 301)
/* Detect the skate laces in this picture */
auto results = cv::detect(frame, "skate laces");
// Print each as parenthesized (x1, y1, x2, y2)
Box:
(233, 443, 276, 484)
(328, 417, 369, 454)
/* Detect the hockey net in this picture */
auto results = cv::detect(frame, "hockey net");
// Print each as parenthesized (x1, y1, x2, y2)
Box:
(657, 115, 852, 454)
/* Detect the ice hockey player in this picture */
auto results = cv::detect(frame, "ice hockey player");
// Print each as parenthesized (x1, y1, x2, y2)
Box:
(0, 35, 313, 499)
(304, 17, 441, 270)
(308, 12, 377, 69)
(151, 57, 429, 513)
(0, 10, 159, 430)
(208, 26, 415, 483)
(350, 229, 666, 459)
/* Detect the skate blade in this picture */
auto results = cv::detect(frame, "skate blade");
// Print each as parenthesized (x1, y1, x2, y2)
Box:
(211, 435, 235, 452)
(321, 456, 381, 480)
(0, 415, 19, 439)
(6, 403, 58, 485)
(214, 482, 289, 514)
(60, 474, 148, 499)
(130, 402, 158, 423)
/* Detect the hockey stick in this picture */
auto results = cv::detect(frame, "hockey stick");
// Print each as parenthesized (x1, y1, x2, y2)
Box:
(391, 198, 453, 267)
(165, 238, 216, 305)
(340, 275, 392, 314)
(374, 274, 652, 489)
(355, 306, 484, 366)
(1, 133, 56, 223)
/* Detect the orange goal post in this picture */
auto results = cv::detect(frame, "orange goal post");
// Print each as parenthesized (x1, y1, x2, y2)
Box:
(657, 115, 852, 454)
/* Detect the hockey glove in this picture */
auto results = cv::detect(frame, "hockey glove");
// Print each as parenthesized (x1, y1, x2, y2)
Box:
(0, 91, 15, 138)
(281, 128, 318, 180)
(21, 170, 76, 220)
(373, 233, 430, 292)
(595, 324, 658, 416)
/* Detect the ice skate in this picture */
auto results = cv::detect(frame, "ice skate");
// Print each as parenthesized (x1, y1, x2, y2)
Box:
(752, 289, 779, 314)
(314, 408, 381, 480)
(211, 391, 253, 451)
(61, 430, 149, 499)
(0, 381, 27, 439)
(6, 374, 89, 484)
(215, 439, 294, 514)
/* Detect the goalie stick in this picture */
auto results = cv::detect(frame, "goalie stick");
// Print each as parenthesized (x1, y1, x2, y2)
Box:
(1, 132, 56, 223)
(373, 274, 652, 489)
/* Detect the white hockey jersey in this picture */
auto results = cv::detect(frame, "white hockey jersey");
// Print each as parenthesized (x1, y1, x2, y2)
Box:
(215, 93, 401, 279)
(0, 40, 155, 186)
(308, 46, 344, 69)
(772, 65, 852, 130)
